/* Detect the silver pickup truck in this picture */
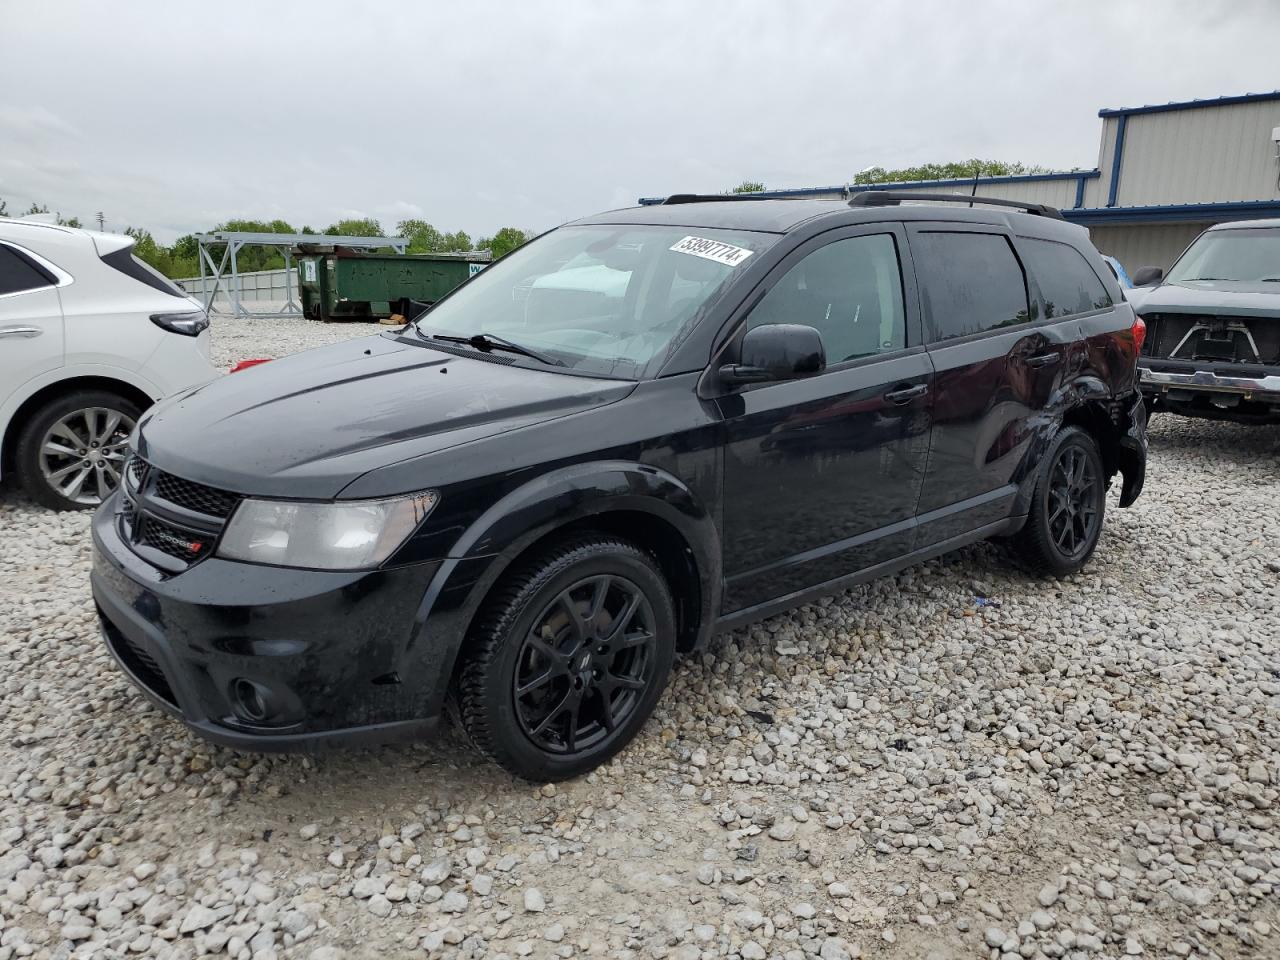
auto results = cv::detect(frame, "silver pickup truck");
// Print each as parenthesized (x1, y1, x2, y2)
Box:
(1133, 219, 1280, 423)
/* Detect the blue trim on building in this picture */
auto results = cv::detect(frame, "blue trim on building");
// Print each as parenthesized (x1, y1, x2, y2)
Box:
(1064, 200, 1280, 226)
(1106, 114, 1127, 208)
(638, 170, 1101, 207)
(1098, 90, 1280, 118)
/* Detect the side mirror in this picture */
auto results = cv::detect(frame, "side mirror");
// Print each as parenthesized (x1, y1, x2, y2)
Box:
(1132, 265, 1163, 287)
(720, 323, 826, 385)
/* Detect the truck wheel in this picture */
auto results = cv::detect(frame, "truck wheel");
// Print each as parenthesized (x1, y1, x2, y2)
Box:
(15, 390, 141, 510)
(1011, 426, 1106, 577)
(454, 535, 676, 781)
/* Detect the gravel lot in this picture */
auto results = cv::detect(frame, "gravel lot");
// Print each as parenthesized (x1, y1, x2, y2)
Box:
(2, 315, 1278, 960)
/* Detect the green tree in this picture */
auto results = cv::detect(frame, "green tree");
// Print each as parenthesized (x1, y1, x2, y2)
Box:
(167, 234, 200, 279)
(852, 160, 1052, 185)
(203, 219, 298, 272)
(476, 227, 529, 260)
(439, 230, 472, 253)
(0, 199, 8, 217)
(731, 180, 765, 193)
(125, 227, 175, 276)
(324, 218, 383, 238)
(397, 218, 446, 253)
(23, 203, 49, 216)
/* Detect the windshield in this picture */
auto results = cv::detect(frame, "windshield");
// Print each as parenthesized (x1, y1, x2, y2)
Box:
(413, 224, 774, 378)
(1166, 228, 1280, 284)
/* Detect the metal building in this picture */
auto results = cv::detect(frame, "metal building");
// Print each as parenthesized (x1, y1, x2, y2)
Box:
(641, 91, 1280, 275)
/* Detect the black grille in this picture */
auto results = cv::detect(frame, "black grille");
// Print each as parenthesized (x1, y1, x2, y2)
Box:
(127, 456, 150, 489)
(100, 610, 177, 707)
(1144, 314, 1280, 365)
(120, 456, 235, 571)
(153, 471, 239, 518)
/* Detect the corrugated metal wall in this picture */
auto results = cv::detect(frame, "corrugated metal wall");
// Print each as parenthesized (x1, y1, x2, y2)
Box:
(1083, 118, 1121, 207)
(1086, 222, 1210, 273)
(174, 268, 294, 305)
(1105, 101, 1280, 206)
(886, 179, 1081, 208)
(788, 178, 1082, 208)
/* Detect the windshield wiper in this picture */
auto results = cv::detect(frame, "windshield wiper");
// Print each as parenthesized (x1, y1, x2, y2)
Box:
(418, 330, 564, 366)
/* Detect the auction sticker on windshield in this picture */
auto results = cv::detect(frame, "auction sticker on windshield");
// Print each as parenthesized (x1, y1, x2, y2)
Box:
(670, 236, 755, 267)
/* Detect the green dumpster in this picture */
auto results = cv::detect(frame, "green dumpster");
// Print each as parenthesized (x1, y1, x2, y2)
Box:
(295, 246, 491, 322)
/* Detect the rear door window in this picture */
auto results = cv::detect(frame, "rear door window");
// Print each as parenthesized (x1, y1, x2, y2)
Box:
(913, 232, 1031, 342)
(1020, 238, 1112, 317)
(0, 244, 55, 296)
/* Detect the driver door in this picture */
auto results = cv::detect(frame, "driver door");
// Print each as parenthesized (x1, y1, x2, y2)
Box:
(714, 226, 933, 614)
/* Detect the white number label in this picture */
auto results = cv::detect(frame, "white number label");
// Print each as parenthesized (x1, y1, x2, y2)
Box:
(669, 236, 754, 268)
(303, 260, 317, 282)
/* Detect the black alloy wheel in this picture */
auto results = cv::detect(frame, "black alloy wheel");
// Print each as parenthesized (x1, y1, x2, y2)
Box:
(1011, 425, 1107, 577)
(1046, 444, 1102, 559)
(454, 535, 676, 781)
(513, 574, 657, 755)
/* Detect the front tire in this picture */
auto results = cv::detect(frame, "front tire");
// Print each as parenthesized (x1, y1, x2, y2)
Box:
(1011, 426, 1106, 577)
(454, 535, 677, 781)
(15, 390, 141, 511)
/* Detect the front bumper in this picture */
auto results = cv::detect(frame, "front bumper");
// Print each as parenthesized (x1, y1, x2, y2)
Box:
(91, 496, 445, 751)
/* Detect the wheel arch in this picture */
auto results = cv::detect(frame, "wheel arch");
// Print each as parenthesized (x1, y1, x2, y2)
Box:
(1011, 384, 1146, 518)
(1, 374, 156, 479)
(406, 461, 722, 716)
(1058, 394, 1146, 507)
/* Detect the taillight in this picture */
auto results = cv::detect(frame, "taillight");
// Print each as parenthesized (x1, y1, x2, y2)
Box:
(229, 358, 271, 374)
(1131, 316, 1147, 353)
(150, 310, 210, 337)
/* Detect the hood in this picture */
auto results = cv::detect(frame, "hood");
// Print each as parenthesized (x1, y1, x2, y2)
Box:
(136, 333, 633, 499)
(1136, 280, 1280, 318)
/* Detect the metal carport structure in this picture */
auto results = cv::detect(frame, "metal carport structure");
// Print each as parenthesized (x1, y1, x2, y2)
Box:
(194, 231, 408, 317)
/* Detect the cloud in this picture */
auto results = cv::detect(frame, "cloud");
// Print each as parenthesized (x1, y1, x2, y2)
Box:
(1, 0, 1277, 243)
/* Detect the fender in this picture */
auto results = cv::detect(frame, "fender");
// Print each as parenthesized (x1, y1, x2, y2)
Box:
(401, 460, 723, 715)
(0, 362, 163, 479)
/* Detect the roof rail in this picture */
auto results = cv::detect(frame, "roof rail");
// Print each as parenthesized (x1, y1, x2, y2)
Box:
(660, 193, 776, 205)
(848, 191, 1065, 220)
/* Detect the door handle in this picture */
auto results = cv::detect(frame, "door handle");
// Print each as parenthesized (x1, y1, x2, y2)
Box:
(1025, 352, 1061, 368)
(0, 326, 43, 339)
(883, 383, 928, 404)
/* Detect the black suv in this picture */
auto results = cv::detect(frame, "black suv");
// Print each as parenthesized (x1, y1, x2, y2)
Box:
(92, 193, 1147, 780)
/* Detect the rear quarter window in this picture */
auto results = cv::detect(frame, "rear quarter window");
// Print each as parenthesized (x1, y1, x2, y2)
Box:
(101, 247, 187, 297)
(1019, 238, 1112, 317)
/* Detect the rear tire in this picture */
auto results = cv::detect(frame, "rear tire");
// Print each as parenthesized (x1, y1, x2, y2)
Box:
(15, 390, 141, 511)
(1011, 426, 1106, 577)
(453, 535, 676, 781)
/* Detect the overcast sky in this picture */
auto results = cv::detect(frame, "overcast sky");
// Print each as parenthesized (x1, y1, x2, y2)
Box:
(2, 0, 1278, 243)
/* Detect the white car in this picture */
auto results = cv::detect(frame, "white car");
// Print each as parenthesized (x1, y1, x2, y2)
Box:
(0, 220, 218, 510)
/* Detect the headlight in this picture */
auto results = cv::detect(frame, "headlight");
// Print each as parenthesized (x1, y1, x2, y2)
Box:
(217, 492, 437, 570)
